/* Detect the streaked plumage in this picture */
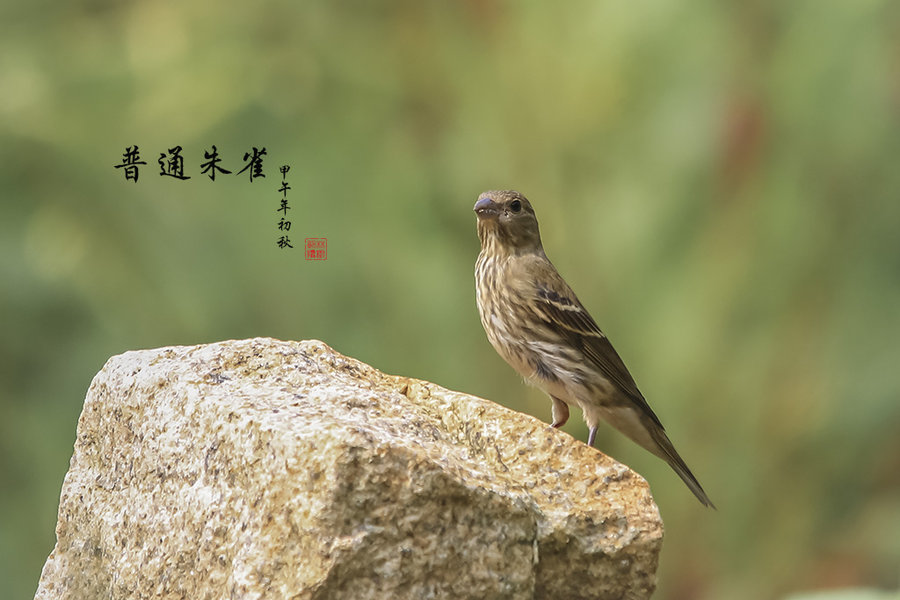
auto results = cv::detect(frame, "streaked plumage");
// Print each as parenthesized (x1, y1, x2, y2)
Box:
(474, 190, 714, 508)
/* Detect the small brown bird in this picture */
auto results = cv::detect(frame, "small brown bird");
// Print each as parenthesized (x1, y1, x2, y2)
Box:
(474, 190, 714, 508)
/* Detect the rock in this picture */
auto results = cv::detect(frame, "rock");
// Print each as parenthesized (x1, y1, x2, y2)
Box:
(35, 338, 662, 600)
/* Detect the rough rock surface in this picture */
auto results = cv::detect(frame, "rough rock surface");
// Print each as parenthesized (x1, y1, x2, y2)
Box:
(35, 338, 662, 600)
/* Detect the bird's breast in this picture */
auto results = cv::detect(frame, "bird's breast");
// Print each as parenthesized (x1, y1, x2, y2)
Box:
(476, 253, 566, 387)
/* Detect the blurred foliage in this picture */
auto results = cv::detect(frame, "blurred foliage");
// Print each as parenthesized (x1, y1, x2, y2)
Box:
(786, 589, 900, 600)
(1, 1, 899, 599)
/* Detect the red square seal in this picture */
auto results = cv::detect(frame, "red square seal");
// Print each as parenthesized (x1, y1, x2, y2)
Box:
(305, 237, 327, 260)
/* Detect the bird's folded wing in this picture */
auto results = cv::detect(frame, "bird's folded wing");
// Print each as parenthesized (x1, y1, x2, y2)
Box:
(532, 285, 664, 429)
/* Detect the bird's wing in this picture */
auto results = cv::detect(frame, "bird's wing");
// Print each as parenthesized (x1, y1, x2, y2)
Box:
(530, 277, 664, 429)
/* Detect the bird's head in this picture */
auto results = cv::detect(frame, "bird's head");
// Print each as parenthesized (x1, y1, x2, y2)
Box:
(474, 190, 543, 254)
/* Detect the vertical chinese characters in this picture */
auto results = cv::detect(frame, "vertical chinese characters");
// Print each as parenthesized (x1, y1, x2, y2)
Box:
(276, 165, 293, 249)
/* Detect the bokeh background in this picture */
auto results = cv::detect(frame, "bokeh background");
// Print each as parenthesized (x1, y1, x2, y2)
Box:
(2, 1, 899, 599)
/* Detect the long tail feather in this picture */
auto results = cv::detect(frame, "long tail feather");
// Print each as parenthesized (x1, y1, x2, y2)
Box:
(648, 425, 716, 509)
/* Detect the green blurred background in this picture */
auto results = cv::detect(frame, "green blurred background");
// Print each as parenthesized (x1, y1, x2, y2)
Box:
(2, 1, 899, 598)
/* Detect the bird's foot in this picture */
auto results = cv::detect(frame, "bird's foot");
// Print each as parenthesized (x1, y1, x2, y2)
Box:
(550, 396, 569, 429)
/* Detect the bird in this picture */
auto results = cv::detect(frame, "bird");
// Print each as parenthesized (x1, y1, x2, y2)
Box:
(473, 189, 715, 508)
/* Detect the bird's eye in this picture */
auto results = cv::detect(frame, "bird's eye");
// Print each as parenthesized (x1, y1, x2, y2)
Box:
(510, 199, 522, 213)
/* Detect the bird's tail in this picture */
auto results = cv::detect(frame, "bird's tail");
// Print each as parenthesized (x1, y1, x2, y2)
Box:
(646, 424, 716, 509)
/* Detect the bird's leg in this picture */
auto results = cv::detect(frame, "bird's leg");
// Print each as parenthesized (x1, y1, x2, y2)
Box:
(550, 396, 569, 428)
(587, 426, 598, 447)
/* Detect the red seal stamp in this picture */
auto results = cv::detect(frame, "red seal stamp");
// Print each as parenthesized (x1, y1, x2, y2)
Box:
(305, 238, 327, 260)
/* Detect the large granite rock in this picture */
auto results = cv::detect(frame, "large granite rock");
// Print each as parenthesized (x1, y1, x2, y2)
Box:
(35, 338, 662, 600)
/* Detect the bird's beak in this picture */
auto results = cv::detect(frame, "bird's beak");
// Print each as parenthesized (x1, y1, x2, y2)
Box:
(474, 197, 500, 219)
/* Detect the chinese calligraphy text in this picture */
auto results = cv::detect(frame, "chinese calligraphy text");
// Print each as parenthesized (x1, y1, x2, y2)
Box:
(113, 145, 266, 183)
